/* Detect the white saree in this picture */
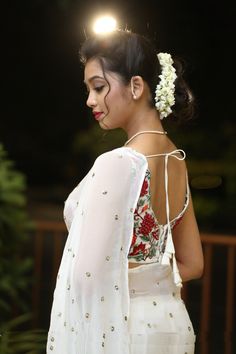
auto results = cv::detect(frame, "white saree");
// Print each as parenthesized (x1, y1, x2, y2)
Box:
(47, 147, 195, 353)
(47, 147, 148, 353)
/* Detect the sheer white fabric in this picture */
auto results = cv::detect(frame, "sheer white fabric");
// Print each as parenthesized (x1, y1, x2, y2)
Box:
(47, 147, 148, 353)
(47, 147, 195, 353)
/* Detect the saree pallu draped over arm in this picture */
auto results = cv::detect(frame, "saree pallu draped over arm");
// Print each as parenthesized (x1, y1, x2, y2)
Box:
(47, 148, 148, 353)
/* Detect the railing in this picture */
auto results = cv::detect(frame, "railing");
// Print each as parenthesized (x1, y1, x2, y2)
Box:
(32, 221, 236, 354)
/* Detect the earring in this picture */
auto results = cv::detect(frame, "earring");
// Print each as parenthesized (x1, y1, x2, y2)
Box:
(133, 94, 137, 99)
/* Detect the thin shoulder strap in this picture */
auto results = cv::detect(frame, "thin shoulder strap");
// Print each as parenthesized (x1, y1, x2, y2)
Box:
(158, 149, 186, 287)
(145, 148, 186, 159)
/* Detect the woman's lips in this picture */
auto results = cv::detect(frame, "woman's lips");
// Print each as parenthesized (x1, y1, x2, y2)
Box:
(93, 112, 103, 120)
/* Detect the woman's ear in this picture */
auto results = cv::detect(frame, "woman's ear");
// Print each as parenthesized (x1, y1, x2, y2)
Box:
(130, 76, 144, 100)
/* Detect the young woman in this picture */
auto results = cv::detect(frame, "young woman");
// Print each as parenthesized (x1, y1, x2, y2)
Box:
(47, 29, 204, 354)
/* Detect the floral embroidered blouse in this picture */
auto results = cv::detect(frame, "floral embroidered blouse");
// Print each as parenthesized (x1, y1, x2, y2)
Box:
(128, 167, 189, 263)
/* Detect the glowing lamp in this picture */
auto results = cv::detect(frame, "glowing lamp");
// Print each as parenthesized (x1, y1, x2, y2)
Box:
(93, 16, 117, 34)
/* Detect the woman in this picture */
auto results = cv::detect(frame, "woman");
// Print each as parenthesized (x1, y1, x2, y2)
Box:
(47, 29, 204, 354)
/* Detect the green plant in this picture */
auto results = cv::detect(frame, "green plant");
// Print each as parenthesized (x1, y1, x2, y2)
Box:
(0, 144, 33, 318)
(0, 144, 47, 352)
(0, 314, 46, 354)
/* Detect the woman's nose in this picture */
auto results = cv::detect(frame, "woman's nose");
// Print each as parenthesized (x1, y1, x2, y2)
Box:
(86, 92, 96, 108)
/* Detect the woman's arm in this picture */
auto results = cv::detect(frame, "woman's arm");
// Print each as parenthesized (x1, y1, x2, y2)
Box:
(173, 191, 204, 282)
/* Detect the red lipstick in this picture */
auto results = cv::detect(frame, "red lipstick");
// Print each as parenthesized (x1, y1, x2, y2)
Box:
(93, 112, 103, 120)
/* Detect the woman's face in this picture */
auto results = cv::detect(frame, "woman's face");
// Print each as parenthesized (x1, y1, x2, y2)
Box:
(84, 58, 133, 130)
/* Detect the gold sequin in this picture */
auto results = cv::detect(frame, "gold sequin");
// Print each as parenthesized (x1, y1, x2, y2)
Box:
(188, 326, 191, 331)
(124, 316, 128, 321)
(153, 301, 157, 306)
(71, 327, 74, 332)
(147, 323, 151, 328)
(102, 342, 105, 347)
(120, 246, 123, 251)
(50, 345, 53, 350)
(50, 337, 54, 342)
(115, 214, 119, 220)
(92, 173, 95, 177)
(101, 296, 105, 301)
(57, 312, 62, 317)
(111, 326, 115, 331)
(86, 272, 91, 277)
(115, 285, 119, 290)
(85, 313, 89, 318)
(102, 191, 108, 195)
(172, 292, 176, 297)
(67, 285, 71, 290)
(106, 256, 110, 261)
(72, 299, 74, 304)
(103, 333, 106, 339)
(169, 313, 173, 318)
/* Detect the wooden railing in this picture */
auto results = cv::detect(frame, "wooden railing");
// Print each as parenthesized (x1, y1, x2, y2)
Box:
(32, 221, 236, 354)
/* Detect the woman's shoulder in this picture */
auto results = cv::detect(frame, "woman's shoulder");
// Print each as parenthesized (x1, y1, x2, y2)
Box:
(94, 147, 148, 165)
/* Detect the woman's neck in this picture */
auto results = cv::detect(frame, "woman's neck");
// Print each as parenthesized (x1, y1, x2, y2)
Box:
(124, 108, 164, 140)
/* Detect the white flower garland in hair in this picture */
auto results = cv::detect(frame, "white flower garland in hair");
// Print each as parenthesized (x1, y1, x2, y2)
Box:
(155, 52, 177, 119)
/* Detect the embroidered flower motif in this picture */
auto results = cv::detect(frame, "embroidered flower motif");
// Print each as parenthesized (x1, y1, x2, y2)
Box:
(152, 230, 159, 240)
(131, 234, 137, 248)
(139, 213, 155, 235)
(140, 179, 148, 197)
(129, 242, 146, 257)
(128, 169, 185, 262)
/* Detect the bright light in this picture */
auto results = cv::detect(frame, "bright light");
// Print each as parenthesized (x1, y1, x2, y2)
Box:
(93, 16, 117, 34)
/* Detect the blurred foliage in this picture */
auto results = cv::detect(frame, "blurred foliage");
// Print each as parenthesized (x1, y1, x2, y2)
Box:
(0, 144, 46, 352)
(73, 119, 236, 234)
(0, 144, 33, 318)
(0, 314, 46, 354)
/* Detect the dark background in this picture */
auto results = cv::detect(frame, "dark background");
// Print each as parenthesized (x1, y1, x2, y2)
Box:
(1, 0, 235, 231)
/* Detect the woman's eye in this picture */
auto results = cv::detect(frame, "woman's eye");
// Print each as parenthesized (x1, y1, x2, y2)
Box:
(94, 86, 104, 93)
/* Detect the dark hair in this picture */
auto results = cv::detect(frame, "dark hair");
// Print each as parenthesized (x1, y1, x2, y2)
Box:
(80, 30, 195, 123)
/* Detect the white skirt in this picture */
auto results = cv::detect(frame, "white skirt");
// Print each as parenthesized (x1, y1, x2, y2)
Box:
(128, 262, 195, 354)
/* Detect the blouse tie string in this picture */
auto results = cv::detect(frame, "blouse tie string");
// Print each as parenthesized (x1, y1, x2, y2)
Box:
(160, 149, 186, 288)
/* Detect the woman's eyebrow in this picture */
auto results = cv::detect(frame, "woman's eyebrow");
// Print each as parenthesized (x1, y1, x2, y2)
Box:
(84, 75, 105, 84)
